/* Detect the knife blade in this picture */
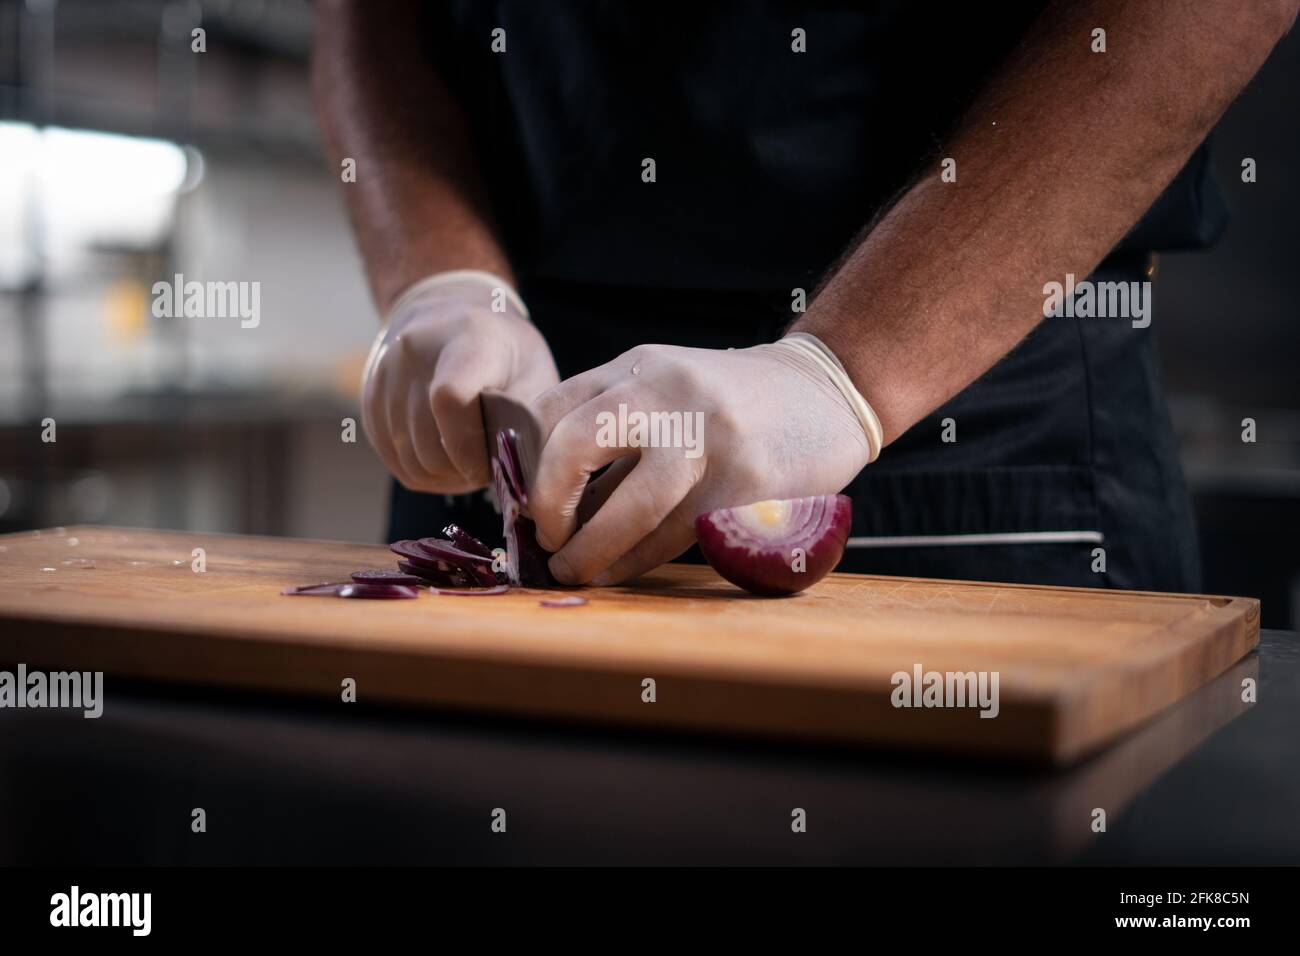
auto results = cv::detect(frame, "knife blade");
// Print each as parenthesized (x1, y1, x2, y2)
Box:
(480, 388, 544, 500)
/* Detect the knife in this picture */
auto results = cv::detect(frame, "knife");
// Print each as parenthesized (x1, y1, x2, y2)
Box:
(480, 388, 545, 500)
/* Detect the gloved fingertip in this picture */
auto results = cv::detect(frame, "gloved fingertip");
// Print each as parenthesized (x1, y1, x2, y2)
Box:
(547, 550, 579, 585)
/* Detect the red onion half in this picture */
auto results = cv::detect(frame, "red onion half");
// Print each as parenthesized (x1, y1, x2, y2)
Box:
(694, 494, 852, 596)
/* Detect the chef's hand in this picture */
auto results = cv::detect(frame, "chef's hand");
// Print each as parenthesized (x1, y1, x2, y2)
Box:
(361, 271, 559, 493)
(531, 334, 881, 585)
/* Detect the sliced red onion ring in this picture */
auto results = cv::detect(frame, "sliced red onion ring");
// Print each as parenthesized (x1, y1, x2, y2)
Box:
(281, 582, 349, 596)
(492, 428, 555, 588)
(415, 536, 493, 565)
(539, 595, 588, 608)
(415, 537, 499, 587)
(495, 427, 528, 505)
(442, 523, 494, 559)
(395, 557, 508, 592)
(428, 584, 510, 596)
(694, 494, 852, 596)
(383, 427, 552, 591)
(282, 581, 419, 599)
(390, 538, 498, 587)
(338, 583, 420, 599)
(396, 559, 475, 589)
(351, 569, 425, 585)
(510, 515, 554, 588)
(389, 539, 444, 568)
(391, 538, 475, 569)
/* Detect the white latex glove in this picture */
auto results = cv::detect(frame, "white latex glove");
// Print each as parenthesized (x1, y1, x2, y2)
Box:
(361, 271, 559, 493)
(531, 332, 883, 585)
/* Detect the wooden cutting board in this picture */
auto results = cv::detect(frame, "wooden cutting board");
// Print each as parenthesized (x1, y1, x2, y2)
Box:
(0, 526, 1258, 763)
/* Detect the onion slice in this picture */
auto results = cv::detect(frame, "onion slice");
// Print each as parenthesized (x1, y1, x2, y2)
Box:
(539, 595, 588, 608)
(694, 494, 852, 596)
(389, 539, 444, 568)
(281, 582, 349, 596)
(428, 584, 510, 596)
(492, 427, 556, 588)
(337, 583, 420, 599)
(414, 537, 499, 587)
(351, 569, 425, 586)
(391, 538, 498, 587)
(282, 581, 419, 599)
(442, 524, 493, 559)
(395, 558, 511, 593)
(396, 559, 475, 589)
(494, 427, 528, 504)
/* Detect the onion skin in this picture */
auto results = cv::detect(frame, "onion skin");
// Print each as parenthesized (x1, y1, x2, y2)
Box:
(694, 494, 852, 596)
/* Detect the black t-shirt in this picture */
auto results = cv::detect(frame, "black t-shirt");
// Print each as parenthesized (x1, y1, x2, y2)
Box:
(422, 0, 1226, 293)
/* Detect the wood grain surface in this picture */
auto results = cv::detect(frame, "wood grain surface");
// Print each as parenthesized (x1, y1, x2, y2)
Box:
(0, 526, 1260, 763)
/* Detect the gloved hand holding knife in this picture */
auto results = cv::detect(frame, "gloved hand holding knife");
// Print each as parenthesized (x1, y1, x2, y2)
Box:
(360, 271, 559, 495)
(363, 270, 878, 590)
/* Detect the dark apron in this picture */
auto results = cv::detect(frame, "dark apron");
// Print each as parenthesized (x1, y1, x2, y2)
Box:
(388, 254, 1201, 593)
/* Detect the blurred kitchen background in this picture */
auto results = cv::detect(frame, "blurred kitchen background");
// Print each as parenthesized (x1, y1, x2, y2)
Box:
(1, 0, 1298, 626)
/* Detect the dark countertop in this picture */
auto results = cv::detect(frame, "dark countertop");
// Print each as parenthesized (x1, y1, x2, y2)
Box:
(1, 630, 1295, 866)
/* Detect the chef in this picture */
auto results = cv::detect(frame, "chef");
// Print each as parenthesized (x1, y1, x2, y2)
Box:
(313, 0, 1295, 591)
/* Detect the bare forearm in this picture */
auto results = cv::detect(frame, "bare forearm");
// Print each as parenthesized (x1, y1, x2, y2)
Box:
(312, 0, 513, 313)
(796, 0, 1296, 444)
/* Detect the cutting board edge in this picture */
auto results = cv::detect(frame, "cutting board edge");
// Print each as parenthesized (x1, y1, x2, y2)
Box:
(0, 598, 1075, 709)
(1047, 593, 1260, 763)
(0, 612, 1072, 762)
